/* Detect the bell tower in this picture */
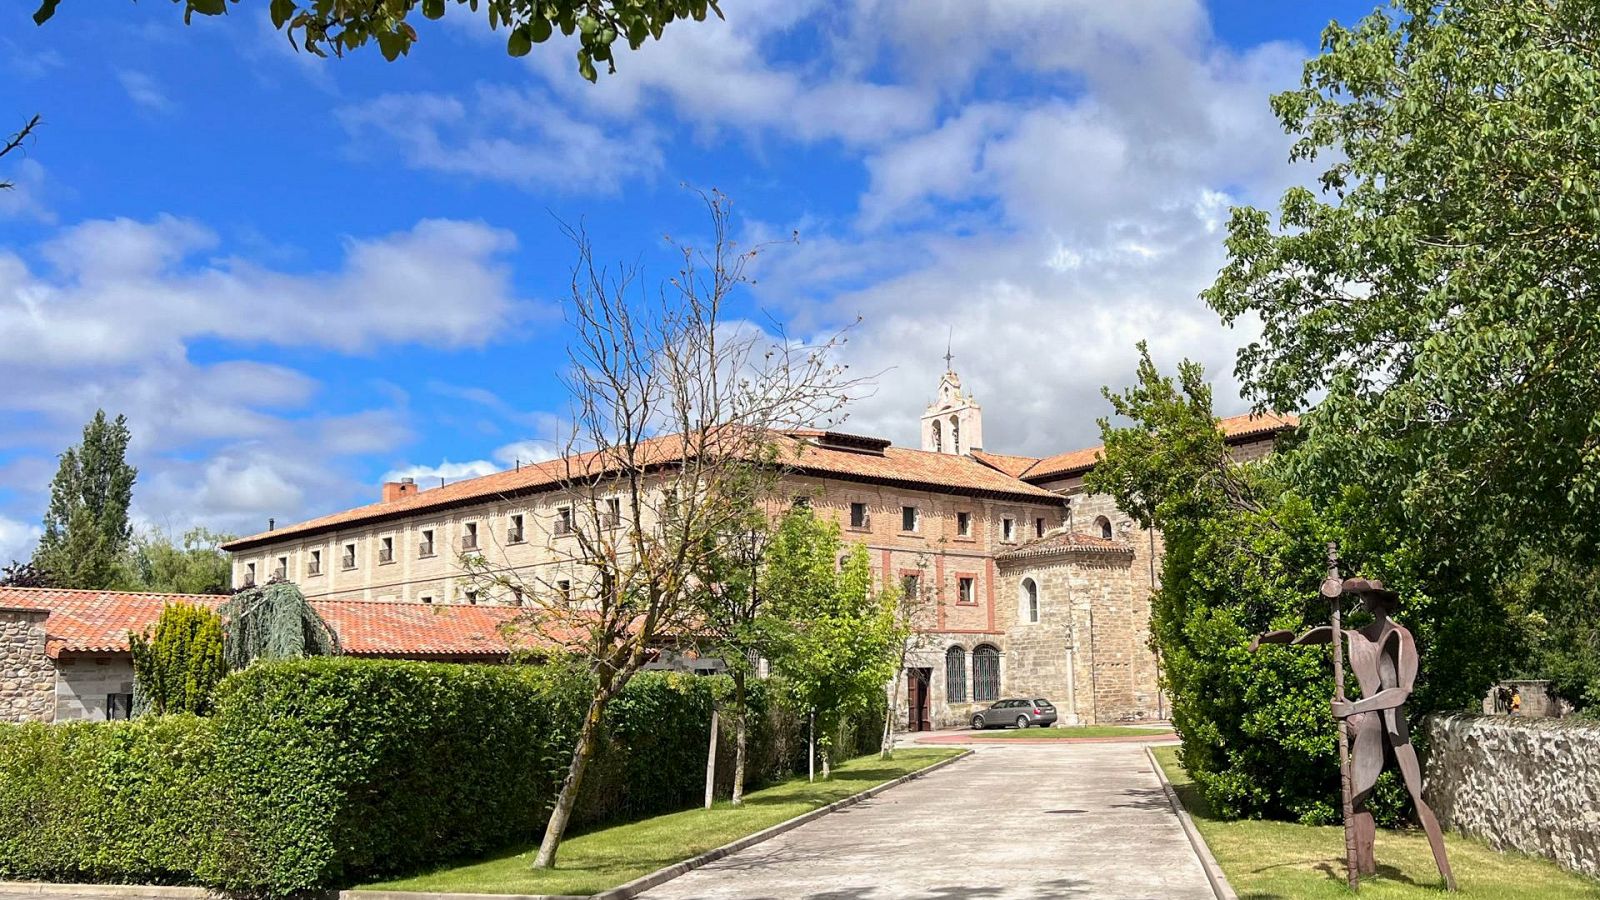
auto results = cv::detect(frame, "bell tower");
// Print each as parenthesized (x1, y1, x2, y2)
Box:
(921, 343, 984, 455)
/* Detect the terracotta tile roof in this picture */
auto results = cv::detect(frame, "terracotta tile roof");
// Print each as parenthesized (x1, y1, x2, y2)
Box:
(0, 587, 545, 659)
(225, 429, 1063, 552)
(1020, 412, 1299, 483)
(995, 530, 1134, 562)
(971, 450, 1041, 479)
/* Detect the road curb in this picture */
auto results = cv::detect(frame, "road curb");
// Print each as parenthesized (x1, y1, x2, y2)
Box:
(0, 883, 221, 900)
(338, 749, 973, 900)
(590, 748, 972, 900)
(1144, 745, 1238, 900)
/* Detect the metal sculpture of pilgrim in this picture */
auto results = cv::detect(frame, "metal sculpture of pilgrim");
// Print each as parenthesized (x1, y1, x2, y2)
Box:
(1249, 543, 1456, 892)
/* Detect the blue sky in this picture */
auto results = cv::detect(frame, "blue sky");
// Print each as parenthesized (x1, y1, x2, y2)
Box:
(0, 0, 1380, 557)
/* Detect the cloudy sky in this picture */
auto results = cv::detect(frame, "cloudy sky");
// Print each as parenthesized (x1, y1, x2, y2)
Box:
(0, 0, 1376, 559)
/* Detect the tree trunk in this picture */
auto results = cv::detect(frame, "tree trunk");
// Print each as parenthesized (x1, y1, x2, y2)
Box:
(731, 671, 748, 807)
(881, 676, 900, 759)
(533, 687, 610, 869)
(704, 707, 720, 809)
(807, 710, 815, 783)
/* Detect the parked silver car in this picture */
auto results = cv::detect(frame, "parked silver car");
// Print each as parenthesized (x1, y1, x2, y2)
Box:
(970, 697, 1058, 729)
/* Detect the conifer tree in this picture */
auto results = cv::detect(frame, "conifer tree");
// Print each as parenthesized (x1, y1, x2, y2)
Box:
(129, 603, 227, 716)
(32, 410, 137, 589)
(219, 580, 340, 669)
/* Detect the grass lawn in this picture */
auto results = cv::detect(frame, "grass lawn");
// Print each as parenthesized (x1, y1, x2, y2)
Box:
(1151, 745, 1600, 899)
(970, 724, 1174, 739)
(359, 748, 963, 897)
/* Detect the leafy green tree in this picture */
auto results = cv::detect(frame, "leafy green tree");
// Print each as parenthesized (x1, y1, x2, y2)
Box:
(33, 0, 721, 81)
(762, 506, 902, 779)
(219, 580, 339, 669)
(125, 527, 235, 595)
(1089, 348, 1446, 825)
(694, 502, 771, 806)
(32, 410, 138, 590)
(129, 602, 228, 715)
(1203, 0, 1592, 707)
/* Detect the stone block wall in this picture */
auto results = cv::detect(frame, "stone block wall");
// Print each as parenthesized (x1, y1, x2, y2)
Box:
(0, 607, 54, 723)
(1424, 714, 1600, 878)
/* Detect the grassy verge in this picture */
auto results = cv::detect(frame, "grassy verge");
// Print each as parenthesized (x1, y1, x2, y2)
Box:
(970, 724, 1174, 739)
(1151, 745, 1600, 899)
(359, 748, 963, 897)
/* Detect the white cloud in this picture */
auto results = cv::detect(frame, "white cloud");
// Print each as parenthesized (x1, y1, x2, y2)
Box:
(381, 459, 501, 487)
(338, 86, 663, 194)
(0, 515, 40, 565)
(2, 215, 528, 368)
(117, 70, 176, 113)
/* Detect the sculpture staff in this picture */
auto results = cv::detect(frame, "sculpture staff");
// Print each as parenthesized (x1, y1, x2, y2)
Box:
(1250, 544, 1456, 891)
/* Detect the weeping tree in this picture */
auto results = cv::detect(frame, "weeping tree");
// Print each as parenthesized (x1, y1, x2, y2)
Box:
(218, 580, 340, 669)
(129, 602, 228, 716)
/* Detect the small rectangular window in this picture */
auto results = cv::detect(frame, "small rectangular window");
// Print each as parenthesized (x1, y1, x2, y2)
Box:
(850, 502, 869, 528)
(462, 522, 479, 551)
(419, 529, 435, 556)
(245, 562, 256, 585)
(901, 573, 920, 597)
(308, 549, 322, 576)
(1035, 517, 1046, 538)
(420, 595, 434, 605)
(557, 579, 572, 602)
(1002, 518, 1015, 541)
(605, 497, 622, 527)
(958, 576, 975, 604)
(957, 511, 972, 536)
(379, 536, 394, 564)
(106, 693, 133, 721)
(465, 589, 478, 605)
(342, 543, 357, 569)
(556, 507, 574, 535)
(509, 514, 525, 543)
(273, 556, 287, 581)
(901, 506, 919, 532)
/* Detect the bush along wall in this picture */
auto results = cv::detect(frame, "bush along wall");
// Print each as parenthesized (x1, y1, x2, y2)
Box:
(0, 657, 886, 896)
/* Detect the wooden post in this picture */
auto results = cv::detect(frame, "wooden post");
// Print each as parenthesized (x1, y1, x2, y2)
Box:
(1324, 542, 1359, 892)
(704, 708, 720, 810)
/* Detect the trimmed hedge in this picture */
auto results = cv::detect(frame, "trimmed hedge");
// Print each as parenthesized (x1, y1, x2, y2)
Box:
(0, 658, 884, 896)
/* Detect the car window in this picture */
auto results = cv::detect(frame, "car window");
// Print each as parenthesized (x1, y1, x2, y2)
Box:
(1034, 699, 1054, 708)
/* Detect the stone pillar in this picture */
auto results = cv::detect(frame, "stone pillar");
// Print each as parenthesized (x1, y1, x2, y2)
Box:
(0, 607, 54, 723)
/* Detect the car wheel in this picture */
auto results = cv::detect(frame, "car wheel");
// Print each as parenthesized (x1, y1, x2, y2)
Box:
(971, 715, 985, 730)
(1015, 715, 1029, 729)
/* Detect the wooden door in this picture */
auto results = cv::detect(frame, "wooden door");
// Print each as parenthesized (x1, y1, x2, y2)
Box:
(907, 667, 933, 732)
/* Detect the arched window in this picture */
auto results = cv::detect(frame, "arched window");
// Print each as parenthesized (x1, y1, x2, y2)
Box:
(973, 644, 1000, 701)
(931, 419, 942, 452)
(945, 646, 968, 703)
(1021, 577, 1040, 624)
(1096, 515, 1113, 541)
(950, 415, 961, 454)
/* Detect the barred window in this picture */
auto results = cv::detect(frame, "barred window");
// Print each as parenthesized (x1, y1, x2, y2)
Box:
(945, 646, 968, 703)
(973, 644, 1001, 701)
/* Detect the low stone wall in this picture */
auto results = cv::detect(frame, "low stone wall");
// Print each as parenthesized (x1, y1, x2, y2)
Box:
(0, 606, 54, 722)
(1424, 713, 1600, 878)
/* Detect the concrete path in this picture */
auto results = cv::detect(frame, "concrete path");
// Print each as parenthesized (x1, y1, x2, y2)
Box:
(641, 741, 1213, 900)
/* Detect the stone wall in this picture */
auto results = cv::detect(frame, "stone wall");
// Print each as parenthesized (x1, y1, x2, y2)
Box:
(54, 655, 135, 721)
(1424, 714, 1600, 878)
(0, 607, 54, 723)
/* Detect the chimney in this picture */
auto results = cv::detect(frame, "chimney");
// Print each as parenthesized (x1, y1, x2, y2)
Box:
(268, 517, 275, 531)
(382, 476, 420, 503)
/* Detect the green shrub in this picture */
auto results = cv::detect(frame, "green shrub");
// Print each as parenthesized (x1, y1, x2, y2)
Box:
(0, 716, 220, 884)
(0, 658, 886, 896)
(129, 602, 227, 716)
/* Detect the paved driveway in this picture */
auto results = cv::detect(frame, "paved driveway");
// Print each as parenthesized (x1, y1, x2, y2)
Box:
(641, 741, 1213, 900)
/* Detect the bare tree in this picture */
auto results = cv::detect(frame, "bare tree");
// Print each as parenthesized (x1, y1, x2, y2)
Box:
(1, 115, 41, 191)
(466, 190, 864, 868)
(880, 552, 937, 758)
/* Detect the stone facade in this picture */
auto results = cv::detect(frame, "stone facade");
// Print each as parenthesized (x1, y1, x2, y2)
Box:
(1424, 714, 1600, 878)
(0, 607, 54, 723)
(53, 655, 136, 721)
